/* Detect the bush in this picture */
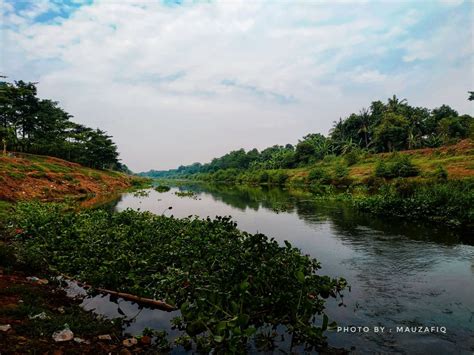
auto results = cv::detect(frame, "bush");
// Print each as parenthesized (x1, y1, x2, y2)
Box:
(333, 163, 349, 179)
(375, 155, 419, 179)
(307, 167, 330, 184)
(270, 171, 289, 185)
(433, 165, 448, 181)
(344, 150, 359, 166)
(355, 179, 474, 227)
(258, 171, 270, 184)
(154, 185, 171, 193)
(361, 175, 384, 192)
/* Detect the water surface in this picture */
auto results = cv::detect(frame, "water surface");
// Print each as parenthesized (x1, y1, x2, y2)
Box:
(85, 183, 473, 353)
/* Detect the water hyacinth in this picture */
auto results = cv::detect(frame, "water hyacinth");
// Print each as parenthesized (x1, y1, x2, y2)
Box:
(12, 202, 347, 352)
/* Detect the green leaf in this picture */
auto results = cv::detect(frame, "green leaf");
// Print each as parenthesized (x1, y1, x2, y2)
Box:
(295, 269, 305, 283)
(216, 321, 227, 333)
(322, 314, 328, 331)
(244, 326, 257, 336)
(237, 314, 250, 326)
(240, 280, 250, 291)
(213, 335, 224, 343)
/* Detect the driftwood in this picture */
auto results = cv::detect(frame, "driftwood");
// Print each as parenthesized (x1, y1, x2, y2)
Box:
(60, 274, 176, 312)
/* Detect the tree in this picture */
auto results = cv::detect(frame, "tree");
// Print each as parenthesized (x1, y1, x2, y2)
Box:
(0, 79, 122, 170)
(294, 133, 329, 164)
(387, 95, 408, 114)
(358, 108, 371, 148)
(374, 112, 409, 151)
(0, 126, 15, 155)
(438, 115, 473, 142)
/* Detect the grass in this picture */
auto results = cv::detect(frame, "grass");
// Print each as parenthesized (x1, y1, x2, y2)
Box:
(0, 153, 146, 202)
(186, 140, 474, 186)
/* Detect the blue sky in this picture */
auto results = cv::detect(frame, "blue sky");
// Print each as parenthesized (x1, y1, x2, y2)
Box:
(1, 0, 472, 170)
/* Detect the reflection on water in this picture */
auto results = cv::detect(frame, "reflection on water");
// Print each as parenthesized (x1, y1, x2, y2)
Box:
(87, 183, 473, 353)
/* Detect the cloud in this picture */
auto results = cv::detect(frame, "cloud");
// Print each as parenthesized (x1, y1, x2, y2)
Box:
(1, 0, 472, 170)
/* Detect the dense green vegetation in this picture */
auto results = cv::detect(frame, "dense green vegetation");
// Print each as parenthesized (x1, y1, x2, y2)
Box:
(354, 179, 474, 228)
(142, 95, 473, 178)
(0, 80, 127, 171)
(139, 95, 473, 229)
(10, 202, 347, 352)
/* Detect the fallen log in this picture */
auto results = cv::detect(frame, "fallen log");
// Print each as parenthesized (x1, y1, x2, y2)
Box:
(58, 274, 176, 312)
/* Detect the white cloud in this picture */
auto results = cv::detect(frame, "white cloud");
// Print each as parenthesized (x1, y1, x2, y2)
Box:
(1, 0, 472, 170)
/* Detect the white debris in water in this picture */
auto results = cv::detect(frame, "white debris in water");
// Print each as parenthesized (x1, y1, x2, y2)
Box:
(29, 312, 49, 320)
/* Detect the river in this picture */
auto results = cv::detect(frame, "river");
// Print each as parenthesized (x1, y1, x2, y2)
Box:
(82, 182, 473, 353)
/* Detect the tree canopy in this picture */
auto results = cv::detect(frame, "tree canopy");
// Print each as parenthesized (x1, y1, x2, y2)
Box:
(0, 80, 124, 171)
(142, 95, 473, 178)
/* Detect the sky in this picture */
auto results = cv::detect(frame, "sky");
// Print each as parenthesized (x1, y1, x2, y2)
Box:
(1, 0, 473, 171)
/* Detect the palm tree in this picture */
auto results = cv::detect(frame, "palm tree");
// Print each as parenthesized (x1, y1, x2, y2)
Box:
(387, 95, 407, 113)
(358, 108, 371, 148)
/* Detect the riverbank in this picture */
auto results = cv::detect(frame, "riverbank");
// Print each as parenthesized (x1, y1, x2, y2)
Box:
(0, 152, 149, 204)
(155, 140, 474, 230)
(0, 154, 348, 352)
(0, 153, 157, 353)
(0, 266, 124, 354)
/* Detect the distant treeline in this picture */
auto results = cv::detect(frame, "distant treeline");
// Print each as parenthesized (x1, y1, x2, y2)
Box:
(0, 80, 127, 171)
(142, 95, 473, 178)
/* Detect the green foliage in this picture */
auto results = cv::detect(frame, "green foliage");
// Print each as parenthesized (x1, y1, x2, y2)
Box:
(140, 95, 473, 179)
(12, 203, 347, 352)
(268, 170, 289, 185)
(355, 179, 474, 227)
(343, 150, 360, 166)
(373, 112, 409, 151)
(8, 171, 26, 180)
(133, 189, 150, 197)
(174, 190, 198, 199)
(307, 167, 331, 184)
(0, 80, 122, 170)
(154, 185, 171, 193)
(333, 163, 349, 179)
(258, 170, 270, 184)
(374, 155, 419, 179)
(432, 165, 448, 181)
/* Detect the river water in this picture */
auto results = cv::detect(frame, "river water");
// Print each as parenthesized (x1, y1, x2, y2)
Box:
(84, 183, 473, 354)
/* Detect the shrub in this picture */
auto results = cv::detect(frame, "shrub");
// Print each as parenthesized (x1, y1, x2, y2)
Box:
(258, 171, 270, 184)
(355, 179, 474, 227)
(344, 150, 359, 166)
(307, 167, 330, 184)
(333, 163, 349, 179)
(433, 165, 448, 181)
(154, 185, 171, 193)
(361, 175, 384, 192)
(270, 171, 289, 185)
(374, 155, 419, 179)
(330, 164, 352, 187)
